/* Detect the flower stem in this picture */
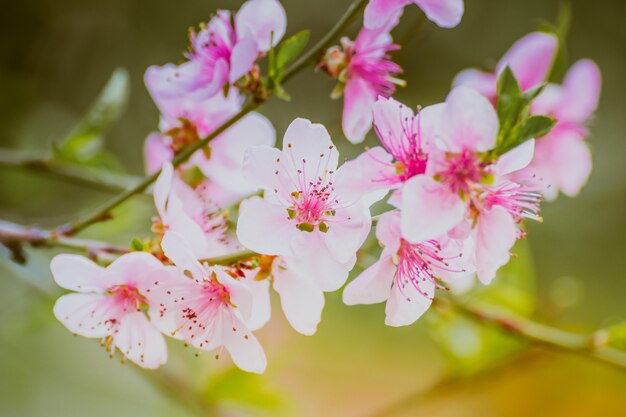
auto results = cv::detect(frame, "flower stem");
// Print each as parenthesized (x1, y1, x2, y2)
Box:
(436, 297, 626, 370)
(0, 220, 127, 264)
(0, 148, 145, 194)
(54, 0, 368, 237)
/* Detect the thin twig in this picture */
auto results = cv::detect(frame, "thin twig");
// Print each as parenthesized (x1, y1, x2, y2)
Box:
(437, 297, 626, 370)
(0, 148, 145, 194)
(0, 220, 127, 264)
(55, 0, 369, 237)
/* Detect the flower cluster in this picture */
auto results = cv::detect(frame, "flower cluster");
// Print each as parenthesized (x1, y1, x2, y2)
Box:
(50, 0, 600, 373)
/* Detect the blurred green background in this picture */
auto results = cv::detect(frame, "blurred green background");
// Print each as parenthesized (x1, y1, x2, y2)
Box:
(1, 0, 625, 416)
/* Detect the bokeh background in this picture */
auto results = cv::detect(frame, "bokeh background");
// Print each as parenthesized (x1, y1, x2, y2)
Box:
(1, 0, 625, 416)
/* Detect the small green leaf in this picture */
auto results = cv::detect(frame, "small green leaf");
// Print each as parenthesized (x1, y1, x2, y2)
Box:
(130, 237, 147, 252)
(496, 67, 523, 137)
(276, 30, 310, 71)
(53, 68, 129, 170)
(518, 115, 556, 142)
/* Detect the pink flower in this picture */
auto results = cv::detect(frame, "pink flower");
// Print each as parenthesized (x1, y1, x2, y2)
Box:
(145, 0, 286, 100)
(154, 163, 234, 259)
(400, 87, 541, 283)
(144, 89, 276, 207)
(237, 118, 373, 266)
(152, 232, 269, 373)
(364, 0, 464, 30)
(343, 210, 473, 326)
(321, 16, 403, 143)
(51, 252, 169, 369)
(453, 32, 558, 103)
(518, 59, 601, 199)
(334, 96, 441, 200)
(236, 118, 374, 297)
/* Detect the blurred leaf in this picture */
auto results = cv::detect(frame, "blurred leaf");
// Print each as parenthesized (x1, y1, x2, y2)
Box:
(429, 240, 536, 376)
(516, 115, 556, 145)
(267, 31, 309, 102)
(276, 30, 310, 71)
(604, 322, 626, 350)
(204, 369, 293, 416)
(53, 68, 129, 170)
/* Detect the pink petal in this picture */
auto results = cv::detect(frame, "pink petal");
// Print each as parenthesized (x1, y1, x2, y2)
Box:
(559, 59, 601, 123)
(496, 32, 558, 92)
(475, 205, 517, 284)
(290, 232, 352, 292)
(241, 271, 271, 331)
(372, 96, 417, 154)
(333, 146, 395, 205)
(494, 139, 535, 176)
(200, 112, 276, 195)
(213, 267, 255, 323)
(53, 293, 111, 338)
(103, 252, 164, 287)
(343, 256, 395, 305)
(153, 162, 174, 220)
(236, 0, 287, 52)
(115, 312, 168, 369)
(144, 133, 174, 175)
(439, 86, 499, 152)
(273, 262, 325, 335)
(229, 37, 258, 83)
(222, 310, 267, 373)
(236, 196, 297, 257)
(242, 145, 286, 196)
(385, 276, 434, 326)
(144, 60, 208, 100)
(452, 69, 497, 102)
(401, 175, 466, 243)
(282, 118, 339, 175)
(414, 0, 464, 28)
(342, 77, 377, 144)
(161, 232, 206, 280)
(364, 0, 410, 29)
(324, 202, 372, 264)
(50, 254, 106, 292)
(374, 210, 402, 253)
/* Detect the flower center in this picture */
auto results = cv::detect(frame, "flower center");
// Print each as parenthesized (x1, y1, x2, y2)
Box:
(107, 284, 148, 313)
(436, 150, 485, 195)
(395, 239, 464, 301)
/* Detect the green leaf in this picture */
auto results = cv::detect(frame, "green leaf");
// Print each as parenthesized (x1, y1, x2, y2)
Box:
(496, 67, 523, 137)
(276, 30, 310, 71)
(130, 237, 148, 252)
(429, 240, 536, 376)
(53, 68, 129, 170)
(518, 115, 556, 142)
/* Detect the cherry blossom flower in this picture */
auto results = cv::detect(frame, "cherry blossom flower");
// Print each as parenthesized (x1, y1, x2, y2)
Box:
(364, 0, 464, 30)
(401, 87, 542, 283)
(343, 210, 473, 326)
(152, 232, 269, 373)
(145, 0, 286, 101)
(143, 87, 276, 208)
(334, 96, 440, 200)
(153, 163, 234, 259)
(517, 59, 601, 199)
(320, 15, 403, 143)
(51, 252, 169, 369)
(453, 31, 558, 103)
(236, 119, 375, 328)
